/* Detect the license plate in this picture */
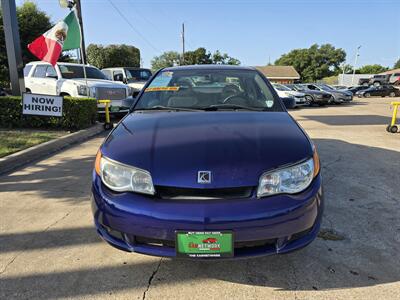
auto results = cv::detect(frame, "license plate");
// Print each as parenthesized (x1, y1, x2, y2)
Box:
(176, 231, 233, 258)
(110, 106, 120, 112)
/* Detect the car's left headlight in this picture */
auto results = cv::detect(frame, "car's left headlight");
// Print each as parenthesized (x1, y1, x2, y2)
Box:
(95, 151, 155, 195)
(257, 148, 320, 198)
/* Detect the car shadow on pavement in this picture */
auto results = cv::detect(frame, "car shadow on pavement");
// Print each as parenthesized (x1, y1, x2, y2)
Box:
(1, 139, 399, 299)
(0, 155, 96, 202)
(304, 114, 391, 126)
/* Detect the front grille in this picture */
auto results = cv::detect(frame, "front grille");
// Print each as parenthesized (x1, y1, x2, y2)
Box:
(96, 87, 126, 100)
(155, 186, 254, 200)
(135, 236, 175, 248)
(235, 238, 276, 249)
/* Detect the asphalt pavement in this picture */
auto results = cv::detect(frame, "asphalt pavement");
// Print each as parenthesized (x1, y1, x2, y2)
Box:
(1, 97, 399, 300)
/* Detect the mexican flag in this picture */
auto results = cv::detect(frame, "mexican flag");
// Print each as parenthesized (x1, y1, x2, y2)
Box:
(28, 10, 81, 65)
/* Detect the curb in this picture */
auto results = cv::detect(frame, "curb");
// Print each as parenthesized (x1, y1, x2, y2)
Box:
(0, 123, 105, 176)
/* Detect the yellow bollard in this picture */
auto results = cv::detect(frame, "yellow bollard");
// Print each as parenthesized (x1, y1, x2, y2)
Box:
(98, 100, 113, 130)
(387, 101, 400, 133)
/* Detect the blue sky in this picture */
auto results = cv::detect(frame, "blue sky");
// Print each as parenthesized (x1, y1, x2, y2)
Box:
(18, 0, 400, 68)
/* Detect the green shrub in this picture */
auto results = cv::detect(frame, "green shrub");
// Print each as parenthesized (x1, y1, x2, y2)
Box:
(0, 96, 98, 130)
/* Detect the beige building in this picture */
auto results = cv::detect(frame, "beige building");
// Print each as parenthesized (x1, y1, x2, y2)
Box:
(255, 65, 300, 83)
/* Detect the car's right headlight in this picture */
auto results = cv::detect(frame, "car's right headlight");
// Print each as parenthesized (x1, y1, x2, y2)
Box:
(95, 151, 155, 195)
(257, 148, 320, 198)
(77, 85, 88, 96)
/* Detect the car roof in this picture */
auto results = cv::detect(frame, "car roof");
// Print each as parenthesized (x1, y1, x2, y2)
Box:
(102, 67, 151, 70)
(162, 64, 255, 71)
(26, 61, 95, 68)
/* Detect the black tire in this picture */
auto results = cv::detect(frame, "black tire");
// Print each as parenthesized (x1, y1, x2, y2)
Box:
(305, 95, 313, 106)
(386, 125, 391, 132)
(365, 93, 371, 98)
(389, 125, 398, 133)
(389, 92, 396, 97)
(60, 93, 71, 97)
(25, 89, 31, 93)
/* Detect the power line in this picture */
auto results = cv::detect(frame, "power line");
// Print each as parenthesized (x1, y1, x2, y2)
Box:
(106, 0, 160, 53)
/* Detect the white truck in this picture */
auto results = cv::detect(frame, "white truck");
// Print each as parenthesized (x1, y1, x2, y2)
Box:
(24, 62, 132, 115)
(101, 67, 152, 96)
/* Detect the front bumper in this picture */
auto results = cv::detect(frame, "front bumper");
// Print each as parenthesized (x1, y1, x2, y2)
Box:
(294, 97, 309, 106)
(312, 96, 330, 104)
(91, 173, 323, 259)
(333, 95, 353, 103)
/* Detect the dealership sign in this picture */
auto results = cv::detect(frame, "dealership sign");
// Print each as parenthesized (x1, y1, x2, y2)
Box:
(22, 93, 63, 117)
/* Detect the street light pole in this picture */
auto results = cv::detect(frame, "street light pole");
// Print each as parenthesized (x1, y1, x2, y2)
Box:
(1, 0, 25, 95)
(181, 23, 185, 65)
(352, 45, 361, 86)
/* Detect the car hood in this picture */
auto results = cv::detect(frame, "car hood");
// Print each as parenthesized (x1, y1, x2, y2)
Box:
(67, 78, 127, 89)
(286, 91, 305, 97)
(101, 111, 313, 188)
(127, 81, 147, 90)
(332, 90, 352, 96)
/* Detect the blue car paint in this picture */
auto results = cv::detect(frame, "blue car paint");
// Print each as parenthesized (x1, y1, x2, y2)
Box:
(91, 66, 323, 259)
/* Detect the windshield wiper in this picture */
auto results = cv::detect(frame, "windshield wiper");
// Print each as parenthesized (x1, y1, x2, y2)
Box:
(202, 104, 264, 111)
(134, 105, 202, 112)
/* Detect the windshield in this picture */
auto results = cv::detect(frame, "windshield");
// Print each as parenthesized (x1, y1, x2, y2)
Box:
(318, 84, 333, 91)
(126, 69, 152, 81)
(134, 69, 282, 111)
(317, 85, 331, 91)
(292, 85, 305, 91)
(273, 84, 291, 91)
(59, 65, 107, 80)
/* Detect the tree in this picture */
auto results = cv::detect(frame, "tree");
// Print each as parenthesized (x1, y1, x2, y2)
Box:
(183, 48, 240, 66)
(150, 47, 240, 71)
(337, 64, 354, 74)
(184, 47, 212, 65)
(357, 64, 388, 74)
(86, 44, 140, 69)
(275, 44, 346, 82)
(393, 58, 400, 69)
(150, 51, 180, 71)
(211, 50, 240, 65)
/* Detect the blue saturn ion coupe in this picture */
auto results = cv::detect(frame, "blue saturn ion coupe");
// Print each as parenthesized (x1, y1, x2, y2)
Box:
(92, 65, 323, 259)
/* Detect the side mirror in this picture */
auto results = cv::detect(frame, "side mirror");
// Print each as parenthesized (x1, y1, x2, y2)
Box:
(281, 97, 296, 109)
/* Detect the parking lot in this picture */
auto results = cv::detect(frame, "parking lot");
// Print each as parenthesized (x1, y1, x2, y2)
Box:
(1, 97, 399, 299)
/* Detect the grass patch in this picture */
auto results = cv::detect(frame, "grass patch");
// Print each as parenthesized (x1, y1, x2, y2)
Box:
(0, 129, 67, 158)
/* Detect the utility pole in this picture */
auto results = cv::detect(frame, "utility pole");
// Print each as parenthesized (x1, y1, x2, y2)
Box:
(2, 0, 25, 95)
(75, 0, 86, 63)
(352, 45, 361, 85)
(181, 23, 185, 65)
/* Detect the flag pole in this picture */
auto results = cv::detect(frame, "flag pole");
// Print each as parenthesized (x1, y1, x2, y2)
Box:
(75, 8, 88, 95)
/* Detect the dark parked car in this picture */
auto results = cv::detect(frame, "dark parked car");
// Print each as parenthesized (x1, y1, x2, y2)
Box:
(92, 65, 323, 259)
(356, 85, 400, 98)
(285, 84, 331, 106)
(345, 85, 370, 94)
(300, 84, 353, 104)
